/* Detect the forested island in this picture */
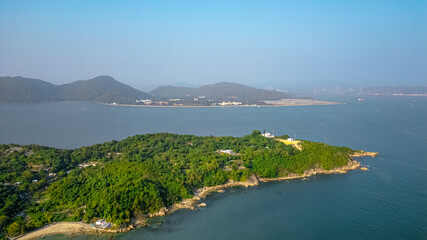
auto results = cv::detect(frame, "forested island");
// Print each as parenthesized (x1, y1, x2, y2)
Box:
(0, 131, 376, 239)
(1, 76, 340, 107)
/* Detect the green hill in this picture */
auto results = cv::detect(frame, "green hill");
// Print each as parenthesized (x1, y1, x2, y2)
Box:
(0, 76, 152, 104)
(0, 76, 59, 102)
(58, 75, 152, 103)
(0, 131, 355, 237)
(148, 86, 196, 99)
(150, 82, 295, 101)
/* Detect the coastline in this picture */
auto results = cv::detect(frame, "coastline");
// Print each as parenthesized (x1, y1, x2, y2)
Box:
(15, 151, 377, 240)
(350, 150, 379, 158)
(259, 160, 361, 182)
(102, 99, 342, 108)
(14, 222, 118, 240)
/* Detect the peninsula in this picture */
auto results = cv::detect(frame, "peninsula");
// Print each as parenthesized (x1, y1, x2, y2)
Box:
(0, 76, 339, 107)
(0, 131, 377, 239)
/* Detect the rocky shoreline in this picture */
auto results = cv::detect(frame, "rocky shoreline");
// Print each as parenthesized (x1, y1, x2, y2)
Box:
(131, 151, 378, 228)
(259, 160, 362, 182)
(16, 151, 378, 240)
(350, 150, 379, 158)
(170, 174, 260, 211)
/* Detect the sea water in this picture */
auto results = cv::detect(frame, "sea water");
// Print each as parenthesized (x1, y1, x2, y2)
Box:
(0, 95, 426, 239)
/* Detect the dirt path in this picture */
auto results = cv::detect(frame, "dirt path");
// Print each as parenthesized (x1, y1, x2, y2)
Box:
(276, 138, 303, 151)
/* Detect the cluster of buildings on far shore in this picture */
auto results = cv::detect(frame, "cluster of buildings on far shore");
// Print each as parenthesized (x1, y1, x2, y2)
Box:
(135, 99, 169, 105)
(217, 101, 242, 106)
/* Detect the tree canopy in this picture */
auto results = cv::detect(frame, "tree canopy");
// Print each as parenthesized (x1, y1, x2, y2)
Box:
(0, 131, 353, 239)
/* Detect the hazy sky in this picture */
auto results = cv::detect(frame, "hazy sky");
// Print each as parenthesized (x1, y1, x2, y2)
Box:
(0, 0, 426, 91)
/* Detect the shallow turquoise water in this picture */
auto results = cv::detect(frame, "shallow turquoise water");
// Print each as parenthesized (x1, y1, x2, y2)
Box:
(1, 95, 426, 239)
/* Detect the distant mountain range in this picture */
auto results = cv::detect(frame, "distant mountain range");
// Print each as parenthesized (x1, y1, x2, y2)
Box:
(362, 86, 427, 95)
(0, 76, 295, 104)
(0, 76, 151, 103)
(149, 82, 295, 101)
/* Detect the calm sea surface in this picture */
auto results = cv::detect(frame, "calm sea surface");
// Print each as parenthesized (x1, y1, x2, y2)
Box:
(0, 95, 426, 240)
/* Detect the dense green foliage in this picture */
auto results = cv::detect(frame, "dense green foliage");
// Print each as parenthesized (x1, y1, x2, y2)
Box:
(0, 131, 353, 238)
(0, 185, 27, 237)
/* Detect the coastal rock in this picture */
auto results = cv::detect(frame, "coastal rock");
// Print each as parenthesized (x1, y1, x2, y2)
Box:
(198, 203, 207, 207)
(172, 199, 196, 211)
(148, 207, 168, 217)
(217, 189, 224, 193)
(170, 175, 260, 213)
(350, 151, 379, 158)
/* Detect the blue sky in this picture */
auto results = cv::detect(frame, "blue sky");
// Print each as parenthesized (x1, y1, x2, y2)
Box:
(0, 0, 426, 90)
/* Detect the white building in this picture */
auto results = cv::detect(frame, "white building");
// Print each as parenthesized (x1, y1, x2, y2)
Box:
(219, 149, 234, 155)
(101, 222, 112, 228)
(261, 132, 275, 138)
(96, 219, 105, 226)
(136, 99, 153, 105)
(219, 101, 242, 106)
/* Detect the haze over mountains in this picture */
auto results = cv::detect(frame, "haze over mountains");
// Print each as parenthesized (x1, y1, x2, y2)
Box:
(0, 75, 151, 103)
(0, 75, 137, 103)
(149, 82, 295, 101)
(362, 86, 427, 95)
(0, 76, 295, 104)
(57, 76, 152, 103)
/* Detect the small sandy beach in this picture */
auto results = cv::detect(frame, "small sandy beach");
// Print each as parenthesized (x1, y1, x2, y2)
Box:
(16, 222, 114, 240)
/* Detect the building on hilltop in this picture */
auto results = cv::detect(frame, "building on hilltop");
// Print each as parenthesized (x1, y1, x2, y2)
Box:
(261, 129, 275, 138)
